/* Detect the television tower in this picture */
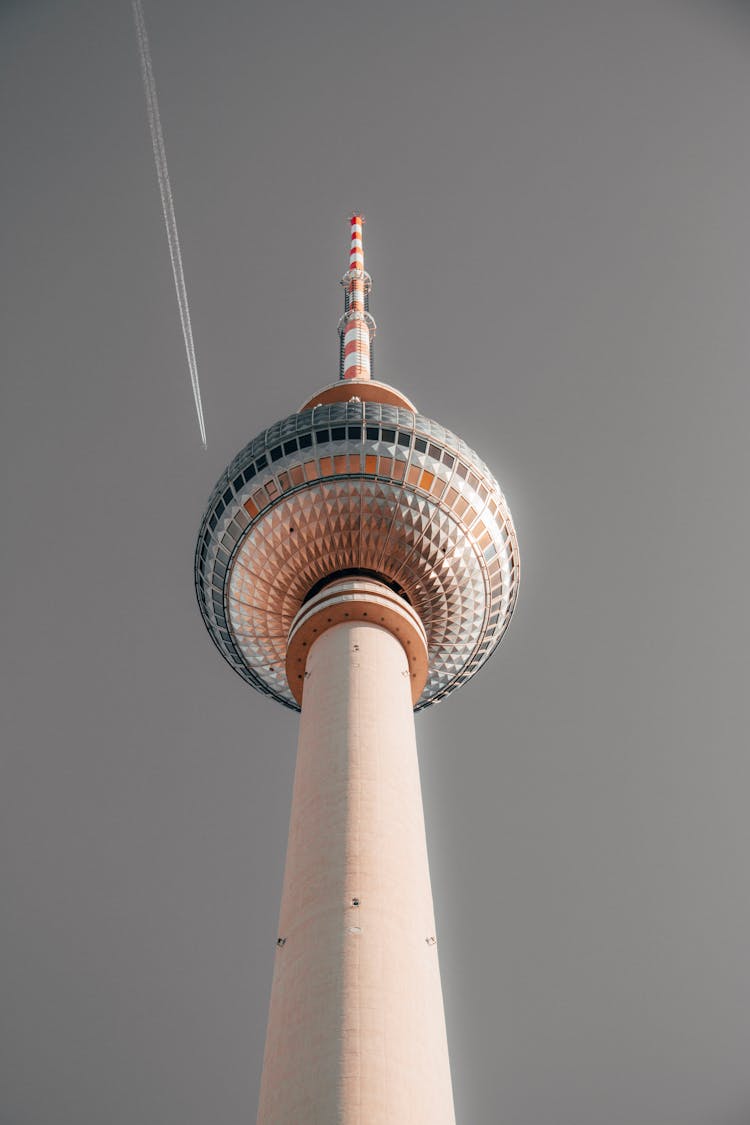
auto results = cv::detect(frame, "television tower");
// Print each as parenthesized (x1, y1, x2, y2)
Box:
(195, 216, 519, 1123)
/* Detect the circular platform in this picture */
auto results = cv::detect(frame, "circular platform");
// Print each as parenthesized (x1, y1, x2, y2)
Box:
(195, 398, 519, 711)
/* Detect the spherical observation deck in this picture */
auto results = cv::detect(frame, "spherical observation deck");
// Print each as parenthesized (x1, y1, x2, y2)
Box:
(195, 388, 519, 711)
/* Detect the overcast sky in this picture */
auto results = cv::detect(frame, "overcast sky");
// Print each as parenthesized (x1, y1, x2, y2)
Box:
(2, 1, 750, 1122)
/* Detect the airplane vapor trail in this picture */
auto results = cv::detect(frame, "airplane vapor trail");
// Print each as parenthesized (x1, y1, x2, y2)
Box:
(132, 0, 207, 448)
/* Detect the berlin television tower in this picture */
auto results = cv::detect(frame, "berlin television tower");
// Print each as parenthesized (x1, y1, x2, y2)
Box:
(195, 216, 519, 1122)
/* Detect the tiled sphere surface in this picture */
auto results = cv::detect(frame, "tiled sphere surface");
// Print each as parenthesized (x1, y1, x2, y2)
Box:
(195, 400, 519, 711)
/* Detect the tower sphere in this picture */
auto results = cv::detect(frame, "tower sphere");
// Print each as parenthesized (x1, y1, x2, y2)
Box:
(195, 223, 519, 711)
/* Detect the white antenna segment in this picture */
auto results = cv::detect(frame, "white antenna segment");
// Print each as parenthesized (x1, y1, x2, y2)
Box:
(132, 0, 207, 448)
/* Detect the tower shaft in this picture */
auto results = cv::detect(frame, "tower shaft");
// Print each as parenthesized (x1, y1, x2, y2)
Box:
(257, 592, 456, 1123)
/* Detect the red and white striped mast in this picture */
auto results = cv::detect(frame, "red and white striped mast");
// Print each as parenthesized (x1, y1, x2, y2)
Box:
(339, 213, 376, 381)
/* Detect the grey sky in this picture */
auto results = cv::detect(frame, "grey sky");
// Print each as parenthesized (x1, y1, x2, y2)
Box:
(2, 1, 750, 1122)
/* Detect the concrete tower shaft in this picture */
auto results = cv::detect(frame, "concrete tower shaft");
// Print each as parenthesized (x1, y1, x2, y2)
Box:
(257, 580, 454, 1124)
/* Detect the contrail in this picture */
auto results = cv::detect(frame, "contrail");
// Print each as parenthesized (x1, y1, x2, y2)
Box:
(132, 0, 207, 448)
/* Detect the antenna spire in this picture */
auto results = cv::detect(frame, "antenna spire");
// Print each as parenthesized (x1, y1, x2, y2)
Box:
(338, 213, 376, 380)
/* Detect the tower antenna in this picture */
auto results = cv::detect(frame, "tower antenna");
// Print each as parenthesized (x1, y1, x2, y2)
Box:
(338, 213, 376, 380)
